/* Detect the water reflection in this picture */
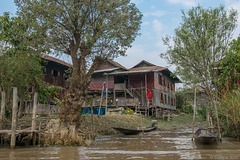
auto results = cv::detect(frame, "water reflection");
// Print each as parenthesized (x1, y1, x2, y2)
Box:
(0, 128, 240, 160)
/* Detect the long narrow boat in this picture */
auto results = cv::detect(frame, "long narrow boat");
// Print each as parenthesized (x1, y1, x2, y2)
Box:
(113, 126, 157, 135)
(194, 128, 217, 144)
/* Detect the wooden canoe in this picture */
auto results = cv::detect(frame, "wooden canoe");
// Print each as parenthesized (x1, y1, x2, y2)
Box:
(113, 126, 157, 135)
(194, 128, 217, 144)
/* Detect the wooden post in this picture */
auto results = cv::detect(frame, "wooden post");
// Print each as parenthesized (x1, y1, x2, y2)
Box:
(214, 98, 222, 141)
(141, 75, 143, 109)
(0, 91, 6, 130)
(51, 125, 54, 145)
(10, 87, 18, 149)
(145, 73, 148, 117)
(105, 75, 108, 115)
(38, 122, 41, 146)
(155, 106, 157, 118)
(91, 98, 94, 139)
(192, 88, 196, 141)
(99, 85, 104, 115)
(113, 89, 116, 107)
(31, 92, 38, 145)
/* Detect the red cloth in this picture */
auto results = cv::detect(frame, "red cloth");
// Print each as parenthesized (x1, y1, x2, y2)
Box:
(147, 90, 152, 99)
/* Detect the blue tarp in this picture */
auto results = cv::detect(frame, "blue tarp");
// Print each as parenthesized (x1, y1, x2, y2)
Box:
(81, 108, 105, 115)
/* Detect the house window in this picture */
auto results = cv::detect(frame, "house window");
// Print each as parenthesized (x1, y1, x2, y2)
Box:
(159, 75, 162, 85)
(44, 68, 47, 73)
(160, 93, 164, 104)
(164, 95, 167, 104)
(53, 70, 58, 77)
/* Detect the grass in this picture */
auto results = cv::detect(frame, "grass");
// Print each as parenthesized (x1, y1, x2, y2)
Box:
(80, 113, 207, 136)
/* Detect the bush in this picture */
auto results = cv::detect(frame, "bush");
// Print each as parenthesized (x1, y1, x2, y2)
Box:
(124, 108, 134, 115)
(219, 89, 240, 139)
(183, 102, 193, 114)
(197, 104, 208, 120)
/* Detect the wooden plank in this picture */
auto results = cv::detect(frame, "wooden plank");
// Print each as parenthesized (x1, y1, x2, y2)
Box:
(0, 91, 6, 130)
(0, 130, 41, 134)
(10, 87, 18, 149)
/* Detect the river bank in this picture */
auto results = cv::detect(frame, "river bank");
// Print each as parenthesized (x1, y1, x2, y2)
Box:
(0, 113, 207, 147)
(41, 113, 207, 146)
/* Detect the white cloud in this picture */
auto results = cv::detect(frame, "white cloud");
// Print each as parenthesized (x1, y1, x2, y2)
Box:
(167, 0, 198, 7)
(152, 19, 164, 35)
(142, 21, 151, 26)
(144, 10, 167, 17)
(115, 45, 168, 68)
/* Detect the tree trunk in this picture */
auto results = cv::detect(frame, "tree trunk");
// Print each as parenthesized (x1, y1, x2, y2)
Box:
(60, 49, 89, 127)
(60, 44, 102, 127)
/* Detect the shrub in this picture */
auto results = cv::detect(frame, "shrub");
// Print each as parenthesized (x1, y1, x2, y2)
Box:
(219, 89, 240, 139)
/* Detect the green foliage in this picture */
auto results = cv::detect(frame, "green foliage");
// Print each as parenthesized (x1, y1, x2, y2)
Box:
(161, 5, 237, 95)
(197, 104, 208, 120)
(38, 85, 63, 105)
(15, 0, 142, 61)
(218, 37, 240, 91)
(0, 13, 45, 106)
(183, 102, 193, 114)
(219, 89, 240, 139)
(124, 108, 134, 115)
(176, 93, 184, 111)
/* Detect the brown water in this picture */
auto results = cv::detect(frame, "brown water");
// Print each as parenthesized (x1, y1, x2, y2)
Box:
(1, 128, 240, 160)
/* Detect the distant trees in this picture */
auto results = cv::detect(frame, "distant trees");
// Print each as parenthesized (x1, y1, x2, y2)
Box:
(161, 5, 237, 96)
(15, 0, 142, 127)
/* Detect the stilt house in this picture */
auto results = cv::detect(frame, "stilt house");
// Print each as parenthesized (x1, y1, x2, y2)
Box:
(88, 60, 180, 117)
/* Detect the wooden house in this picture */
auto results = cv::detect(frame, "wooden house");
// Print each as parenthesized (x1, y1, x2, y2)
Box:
(41, 54, 70, 89)
(87, 60, 180, 117)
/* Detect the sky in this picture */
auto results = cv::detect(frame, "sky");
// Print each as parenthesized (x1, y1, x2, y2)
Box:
(1, 0, 240, 72)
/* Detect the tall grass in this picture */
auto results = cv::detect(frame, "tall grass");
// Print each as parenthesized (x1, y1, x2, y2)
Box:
(219, 89, 240, 139)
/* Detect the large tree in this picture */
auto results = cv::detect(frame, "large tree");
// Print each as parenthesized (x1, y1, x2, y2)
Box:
(161, 5, 237, 95)
(15, 0, 142, 126)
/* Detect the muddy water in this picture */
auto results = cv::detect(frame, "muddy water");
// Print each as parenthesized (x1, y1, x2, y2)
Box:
(1, 128, 240, 160)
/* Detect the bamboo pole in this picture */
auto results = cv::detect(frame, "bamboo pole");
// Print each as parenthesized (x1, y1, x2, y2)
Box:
(31, 92, 38, 145)
(10, 87, 18, 149)
(0, 91, 6, 130)
(192, 88, 196, 141)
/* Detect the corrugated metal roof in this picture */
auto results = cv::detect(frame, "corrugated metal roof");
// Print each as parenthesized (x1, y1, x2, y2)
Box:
(94, 68, 119, 73)
(41, 54, 71, 67)
(109, 60, 128, 70)
(129, 66, 166, 71)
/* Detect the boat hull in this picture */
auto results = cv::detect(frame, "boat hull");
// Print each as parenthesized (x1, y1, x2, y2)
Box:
(113, 127, 157, 135)
(194, 128, 217, 144)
